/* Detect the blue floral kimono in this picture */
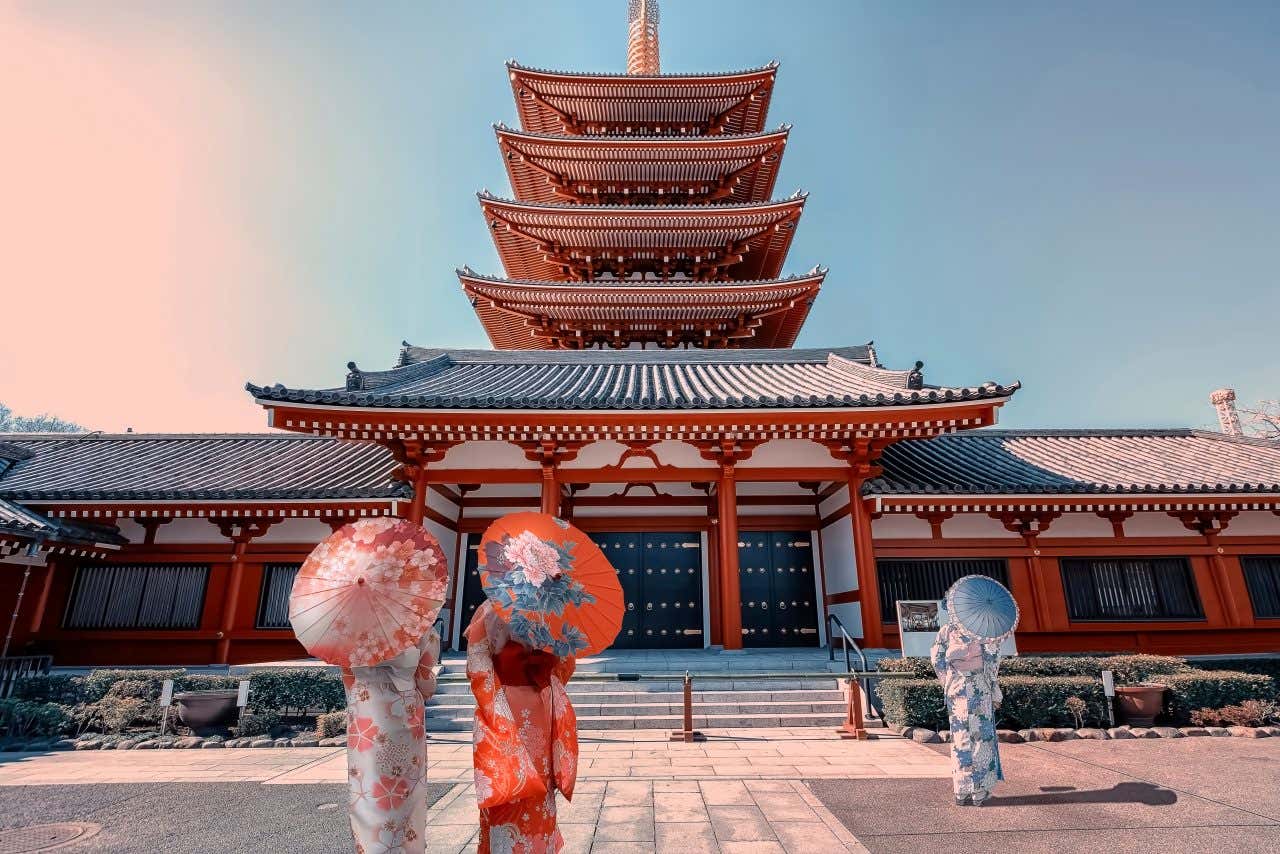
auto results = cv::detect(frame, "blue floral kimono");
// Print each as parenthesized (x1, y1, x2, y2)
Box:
(931, 623, 1004, 801)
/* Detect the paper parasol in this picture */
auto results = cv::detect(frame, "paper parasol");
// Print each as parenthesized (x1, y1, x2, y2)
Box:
(289, 518, 448, 669)
(479, 512, 624, 657)
(945, 574, 1019, 642)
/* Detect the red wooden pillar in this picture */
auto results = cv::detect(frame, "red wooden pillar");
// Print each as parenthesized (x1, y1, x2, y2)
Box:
(29, 557, 59, 634)
(405, 460, 430, 525)
(717, 462, 743, 650)
(848, 474, 884, 648)
(214, 520, 273, 664)
(540, 463, 560, 516)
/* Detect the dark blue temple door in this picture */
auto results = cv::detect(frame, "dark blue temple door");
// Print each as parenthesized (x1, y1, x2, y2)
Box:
(591, 532, 645, 648)
(641, 533, 703, 648)
(457, 538, 484, 650)
(738, 531, 820, 647)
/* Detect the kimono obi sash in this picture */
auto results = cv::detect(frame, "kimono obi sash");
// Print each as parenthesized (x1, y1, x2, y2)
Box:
(493, 644, 557, 689)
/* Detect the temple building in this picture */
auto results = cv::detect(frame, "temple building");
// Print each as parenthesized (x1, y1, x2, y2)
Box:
(3, 2, 1280, 666)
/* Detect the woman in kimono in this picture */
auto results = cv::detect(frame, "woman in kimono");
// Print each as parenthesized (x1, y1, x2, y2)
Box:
(931, 621, 1003, 806)
(466, 600, 578, 854)
(341, 626, 441, 853)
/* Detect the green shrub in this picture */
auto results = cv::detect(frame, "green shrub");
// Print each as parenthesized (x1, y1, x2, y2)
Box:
(0, 700, 72, 738)
(879, 654, 1193, 683)
(1152, 671, 1277, 724)
(247, 669, 344, 716)
(877, 678, 947, 729)
(12, 674, 87, 705)
(234, 710, 281, 739)
(1192, 658, 1280, 697)
(877, 675, 1108, 730)
(83, 669, 185, 703)
(315, 711, 348, 739)
(96, 697, 155, 733)
(179, 675, 239, 693)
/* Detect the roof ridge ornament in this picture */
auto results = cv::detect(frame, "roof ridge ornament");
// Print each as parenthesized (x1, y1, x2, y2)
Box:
(627, 0, 660, 76)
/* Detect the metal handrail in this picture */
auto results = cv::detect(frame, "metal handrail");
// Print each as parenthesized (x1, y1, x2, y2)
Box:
(825, 613, 867, 675)
(826, 614, 880, 721)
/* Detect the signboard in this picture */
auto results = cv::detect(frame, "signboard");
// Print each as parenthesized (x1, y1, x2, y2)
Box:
(896, 599, 1018, 658)
(159, 679, 174, 707)
(237, 680, 251, 708)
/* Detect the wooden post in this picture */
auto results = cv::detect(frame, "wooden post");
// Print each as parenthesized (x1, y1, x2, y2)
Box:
(717, 462, 743, 650)
(540, 462, 560, 516)
(214, 520, 273, 665)
(29, 557, 58, 634)
(408, 465, 429, 525)
(669, 672, 705, 742)
(836, 677, 869, 740)
(847, 476, 884, 648)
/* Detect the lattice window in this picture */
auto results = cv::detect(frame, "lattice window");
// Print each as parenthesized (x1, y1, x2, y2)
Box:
(64, 564, 209, 630)
(256, 563, 302, 629)
(876, 558, 1010, 623)
(1242, 556, 1280, 620)
(1060, 557, 1203, 621)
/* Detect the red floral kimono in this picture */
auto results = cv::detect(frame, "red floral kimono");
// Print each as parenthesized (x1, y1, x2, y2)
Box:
(465, 606, 578, 854)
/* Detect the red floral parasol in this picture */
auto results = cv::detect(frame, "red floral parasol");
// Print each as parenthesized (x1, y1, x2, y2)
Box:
(290, 518, 448, 669)
(479, 512, 623, 657)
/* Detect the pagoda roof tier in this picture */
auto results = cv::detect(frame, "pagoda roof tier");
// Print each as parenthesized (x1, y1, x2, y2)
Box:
(478, 192, 806, 282)
(249, 345, 1019, 413)
(457, 268, 823, 350)
(507, 61, 777, 136)
(496, 125, 788, 205)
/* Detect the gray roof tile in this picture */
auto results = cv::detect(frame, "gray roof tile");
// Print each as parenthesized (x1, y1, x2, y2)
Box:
(0, 434, 406, 502)
(869, 429, 1280, 495)
(249, 345, 1018, 411)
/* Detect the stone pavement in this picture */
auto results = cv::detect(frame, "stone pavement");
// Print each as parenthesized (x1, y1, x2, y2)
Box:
(0, 729, 947, 786)
(425, 777, 866, 854)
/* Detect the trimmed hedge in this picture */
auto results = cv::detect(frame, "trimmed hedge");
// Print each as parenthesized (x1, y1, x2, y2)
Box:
(1193, 658, 1280, 698)
(879, 669, 1278, 729)
(1152, 671, 1277, 724)
(878, 676, 1108, 730)
(246, 669, 345, 716)
(877, 654, 1193, 683)
(316, 710, 348, 739)
(11, 674, 88, 706)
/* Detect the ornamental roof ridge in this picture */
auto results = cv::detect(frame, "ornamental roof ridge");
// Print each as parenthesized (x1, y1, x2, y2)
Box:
(476, 190, 807, 211)
(957, 426, 1280, 446)
(390, 344, 873, 367)
(492, 124, 792, 144)
(455, 268, 827, 288)
(506, 59, 779, 80)
(0, 431, 337, 442)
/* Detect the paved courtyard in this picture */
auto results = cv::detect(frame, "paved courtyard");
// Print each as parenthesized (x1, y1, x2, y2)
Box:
(2, 731, 1278, 853)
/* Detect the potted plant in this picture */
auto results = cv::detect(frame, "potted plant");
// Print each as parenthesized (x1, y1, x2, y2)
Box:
(173, 690, 240, 733)
(1114, 683, 1166, 726)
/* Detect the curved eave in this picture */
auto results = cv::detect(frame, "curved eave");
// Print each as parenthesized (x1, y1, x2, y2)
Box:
(478, 194, 806, 282)
(507, 62, 778, 136)
(247, 382, 1020, 413)
(459, 270, 823, 350)
(496, 126, 789, 205)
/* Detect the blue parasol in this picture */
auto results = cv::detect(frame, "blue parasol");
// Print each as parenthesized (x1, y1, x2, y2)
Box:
(945, 575, 1019, 641)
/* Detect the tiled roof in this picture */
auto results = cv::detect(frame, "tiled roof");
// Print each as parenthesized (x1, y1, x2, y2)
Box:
(0, 434, 406, 502)
(869, 429, 1280, 495)
(249, 345, 1018, 411)
(0, 497, 127, 546)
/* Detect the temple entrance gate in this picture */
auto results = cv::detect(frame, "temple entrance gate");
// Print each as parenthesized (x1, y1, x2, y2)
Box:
(737, 531, 821, 647)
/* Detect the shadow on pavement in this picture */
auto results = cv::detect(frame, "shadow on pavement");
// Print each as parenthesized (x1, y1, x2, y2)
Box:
(987, 781, 1177, 807)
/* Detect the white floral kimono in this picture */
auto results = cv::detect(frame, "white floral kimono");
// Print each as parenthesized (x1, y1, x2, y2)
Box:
(341, 628, 440, 854)
(931, 623, 1003, 801)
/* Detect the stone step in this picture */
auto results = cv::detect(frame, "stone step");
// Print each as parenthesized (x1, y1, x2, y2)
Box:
(427, 688, 843, 707)
(432, 677, 841, 695)
(428, 711, 850, 732)
(427, 699, 848, 719)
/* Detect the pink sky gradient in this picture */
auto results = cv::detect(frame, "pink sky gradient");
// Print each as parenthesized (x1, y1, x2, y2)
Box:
(2, 7, 276, 432)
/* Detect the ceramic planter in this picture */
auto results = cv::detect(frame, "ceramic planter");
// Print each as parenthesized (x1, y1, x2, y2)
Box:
(1115, 684, 1166, 727)
(173, 690, 240, 732)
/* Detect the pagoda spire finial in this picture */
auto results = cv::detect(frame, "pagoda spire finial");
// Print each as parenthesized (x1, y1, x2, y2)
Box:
(627, 0, 660, 75)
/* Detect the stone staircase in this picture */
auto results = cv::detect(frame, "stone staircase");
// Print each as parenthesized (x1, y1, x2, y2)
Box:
(427, 648, 860, 732)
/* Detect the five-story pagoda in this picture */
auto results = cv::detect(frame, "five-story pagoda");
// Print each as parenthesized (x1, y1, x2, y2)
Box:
(250, 0, 1018, 651)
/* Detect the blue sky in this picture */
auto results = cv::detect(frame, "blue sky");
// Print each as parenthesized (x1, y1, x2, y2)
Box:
(5, 1, 1278, 432)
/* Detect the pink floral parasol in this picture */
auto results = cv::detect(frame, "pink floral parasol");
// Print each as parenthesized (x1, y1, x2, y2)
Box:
(289, 518, 448, 669)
